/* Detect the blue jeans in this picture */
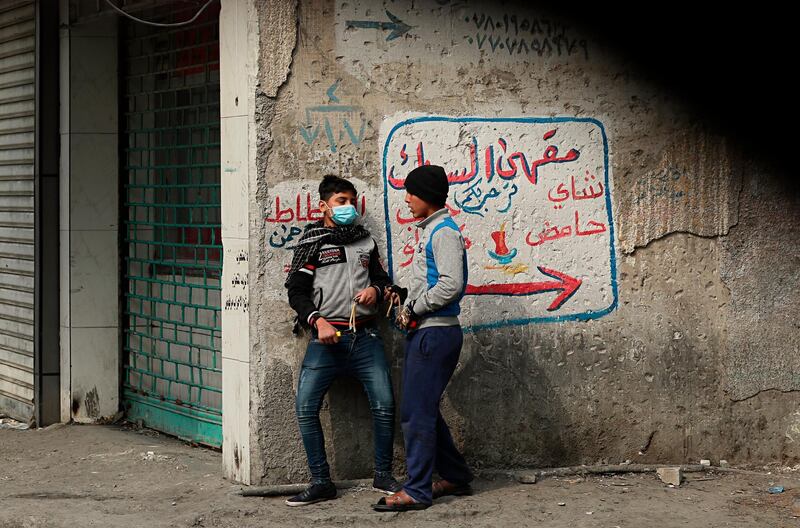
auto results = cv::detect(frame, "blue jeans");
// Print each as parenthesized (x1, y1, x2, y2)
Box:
(295, 328, 395, 484)
(401, 326, 473, 504)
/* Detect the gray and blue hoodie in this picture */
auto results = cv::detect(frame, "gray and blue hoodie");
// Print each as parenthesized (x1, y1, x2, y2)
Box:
(406, 208, 468, 329)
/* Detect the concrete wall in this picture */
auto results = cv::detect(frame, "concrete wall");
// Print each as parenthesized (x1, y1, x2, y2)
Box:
(247, 0, 799, 484)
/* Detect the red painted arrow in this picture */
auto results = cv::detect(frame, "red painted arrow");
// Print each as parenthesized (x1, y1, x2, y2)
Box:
(465, 266, 582, 311)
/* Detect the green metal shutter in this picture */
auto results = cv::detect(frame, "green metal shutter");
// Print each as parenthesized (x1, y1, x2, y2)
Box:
(121, 6, 222, 446)
(0, 0, 35, 422)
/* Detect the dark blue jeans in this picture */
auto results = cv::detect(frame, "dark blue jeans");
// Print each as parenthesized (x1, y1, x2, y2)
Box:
(401, 326, 473, 504)
(295, 328, 395, 484)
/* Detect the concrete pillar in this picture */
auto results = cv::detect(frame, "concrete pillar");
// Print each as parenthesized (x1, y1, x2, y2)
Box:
(219, 0, 258, 484)
(58, 2, 120, 423)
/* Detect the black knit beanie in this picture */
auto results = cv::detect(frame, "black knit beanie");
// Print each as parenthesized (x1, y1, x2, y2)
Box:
(404, 165, 449, 206)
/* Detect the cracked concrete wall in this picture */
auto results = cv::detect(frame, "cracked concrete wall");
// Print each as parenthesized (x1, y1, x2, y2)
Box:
(617, 128, 744, 253)
(720, 164, 800, 401)
(248, 0, 800, 484)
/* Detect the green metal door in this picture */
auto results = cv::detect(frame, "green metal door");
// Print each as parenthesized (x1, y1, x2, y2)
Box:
(120, 6, 222, 447)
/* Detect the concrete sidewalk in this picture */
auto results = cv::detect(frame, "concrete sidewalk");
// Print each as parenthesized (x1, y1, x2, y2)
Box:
(1, 424, 798, 527)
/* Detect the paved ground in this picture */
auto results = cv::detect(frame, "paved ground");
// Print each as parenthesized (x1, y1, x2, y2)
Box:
(1, 423, 798, 527)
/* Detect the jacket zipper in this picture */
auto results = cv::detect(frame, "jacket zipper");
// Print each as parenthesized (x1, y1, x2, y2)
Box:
(347, 244, 354, 314)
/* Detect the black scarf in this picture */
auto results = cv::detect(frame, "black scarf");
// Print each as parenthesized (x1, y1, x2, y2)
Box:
(284, 221, 371, 287)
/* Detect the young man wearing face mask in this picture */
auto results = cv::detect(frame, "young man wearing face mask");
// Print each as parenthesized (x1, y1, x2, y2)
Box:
(284, 175, 403, 506)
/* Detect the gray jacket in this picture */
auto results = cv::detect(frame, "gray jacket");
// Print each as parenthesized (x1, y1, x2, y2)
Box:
(286, 235, 391, 329)
(406, 208, 468, 329)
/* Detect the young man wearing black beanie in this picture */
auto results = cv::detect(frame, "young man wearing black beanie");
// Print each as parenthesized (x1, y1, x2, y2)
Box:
(374, 165, 473, 512)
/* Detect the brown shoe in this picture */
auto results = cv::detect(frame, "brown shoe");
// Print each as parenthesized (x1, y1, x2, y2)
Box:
(432, 479, 473, 499)
(373, 490, 429, 512)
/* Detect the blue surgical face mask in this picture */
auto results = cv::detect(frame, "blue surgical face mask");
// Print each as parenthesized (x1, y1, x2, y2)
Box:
(330, 204, 359, 226)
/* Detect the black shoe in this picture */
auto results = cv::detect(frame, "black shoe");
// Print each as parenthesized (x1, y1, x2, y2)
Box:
(372, 474, 403, 494)
(285, 482, 337, 507)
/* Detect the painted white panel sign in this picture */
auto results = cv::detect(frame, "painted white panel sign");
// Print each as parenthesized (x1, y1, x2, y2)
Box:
(381, 114, 617, 330)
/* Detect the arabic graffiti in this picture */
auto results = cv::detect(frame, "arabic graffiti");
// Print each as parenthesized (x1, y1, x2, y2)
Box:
(335, 1, 592, 77)
(265, 193, 324, 224)
(387, 133, 580, 191)
(223, 246, 249, 314)
(224, 296, 249, 312)
(269, 225, 303, 249)
(464, 12, 589, 59)
(298, 81, 367, 153)
(526, 210, 608, 247)
(381, 115, 617, 330)
(634, 166, 687, 205)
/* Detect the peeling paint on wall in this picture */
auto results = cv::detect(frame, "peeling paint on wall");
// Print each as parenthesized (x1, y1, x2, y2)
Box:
(618, 129, 742, 253)
(257, 0, 298, 97)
